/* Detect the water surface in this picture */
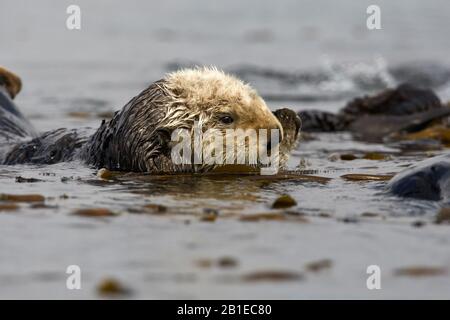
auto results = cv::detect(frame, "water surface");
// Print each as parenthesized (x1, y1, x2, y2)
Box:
(1, 0, 450, 299)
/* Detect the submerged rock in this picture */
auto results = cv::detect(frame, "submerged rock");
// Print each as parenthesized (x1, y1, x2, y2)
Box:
(387, 154, 450, 201)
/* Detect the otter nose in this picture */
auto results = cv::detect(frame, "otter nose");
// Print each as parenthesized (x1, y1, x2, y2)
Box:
(273, 108, 301, 139)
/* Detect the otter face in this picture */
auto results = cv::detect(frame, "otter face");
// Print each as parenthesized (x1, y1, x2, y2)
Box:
(165, 67, 293, 172)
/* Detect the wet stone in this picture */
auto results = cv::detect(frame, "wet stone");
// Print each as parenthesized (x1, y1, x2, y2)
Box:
(363, 152, 389, 160)
(361, 212, 380, 218)
(30, 203, 58, 209)
(272, 194, 297, 209)
(340, 154, 358, 161)
(97, 278, 131, 297)
(305, 259, 333, 273)
(318, 212, 332, 218)
(142, 204, 168, 214)
(15, 176, 43, 183)
(0, 194, 45, 202)
(217, 257, 238, 268)
(394, 266, 447, 277)
(97, 168, 121, 180)
(72, 208, 117, 217)
(200, 208, 219, 222)
(241, 270, 303, 282)
(239, 213, 286, 222)
(404, 126, 450, 145)
(339, 217, 359, 224)
(195, 259, 213, 269)
(341, 174, 394, 181)
(0, 203, 19, 212)
(435, 207, 450, 224)
(412, 220, 426, 228)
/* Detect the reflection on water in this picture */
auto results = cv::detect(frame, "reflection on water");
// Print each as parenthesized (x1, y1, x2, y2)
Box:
(1, 0, 450, 299)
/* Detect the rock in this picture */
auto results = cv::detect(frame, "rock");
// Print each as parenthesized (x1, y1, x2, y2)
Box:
(242, 270, 303, 282)
(97, 278, 131, 297)
(217, 257, 238, 268)
(299, 84, 450, 142)
(72, 208, 117, 217)
(239, 213, 285, 222)
(200, 208, 218, 222)
(403, 125, 450, 145)
(194, 259, 213, 268)
(305, 259, 333, 272)
(388, 154, 450, 201)
(435, 207, 450, 224)
(361, 212, 380, 218)
(272, 194, 297, 209)
(363, 152, 389, 160)
(394, 266, 447, 277)
(0, 193, 45, 202)
(412, 220, 426, 228)
(341, 174, 393, 181)
(339, 217, 359, 224)
(142, 204, 168, 214)
(0, 203, 19, 212)
(15, 176, 43, 183)
(30, 203, 58, 209)
(200, 214, 217, 222)
(239, 212, 307, 223)
(340, 154, 357, 161)
(96, 168, 120, 180)
(195, 257, 238, 269)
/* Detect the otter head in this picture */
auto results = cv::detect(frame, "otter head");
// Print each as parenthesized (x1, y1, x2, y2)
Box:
(86, 67, 301, 173)
(0, 66, 22, 99)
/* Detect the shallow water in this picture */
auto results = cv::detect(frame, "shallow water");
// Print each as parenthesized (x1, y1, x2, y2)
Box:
(1, 0, 450, 299)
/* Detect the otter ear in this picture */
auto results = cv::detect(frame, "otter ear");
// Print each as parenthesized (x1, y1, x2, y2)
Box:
(273, 108, 302, 137)
(154, 128, 173, 156)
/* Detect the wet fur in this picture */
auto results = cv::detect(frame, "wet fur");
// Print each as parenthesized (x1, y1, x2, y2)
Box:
(1, 67, 301, 173)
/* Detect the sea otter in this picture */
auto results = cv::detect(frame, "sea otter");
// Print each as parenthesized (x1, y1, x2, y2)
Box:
(387, 153, 450, 202)
(0, 66, 301, 173)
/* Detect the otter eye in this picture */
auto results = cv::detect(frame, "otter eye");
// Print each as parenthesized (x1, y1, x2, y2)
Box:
(219, 115, 234, 125)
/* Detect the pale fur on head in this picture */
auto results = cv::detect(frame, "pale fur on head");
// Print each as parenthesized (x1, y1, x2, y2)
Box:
(162, 67, 284, 171)
(162, 67, 281, 128)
